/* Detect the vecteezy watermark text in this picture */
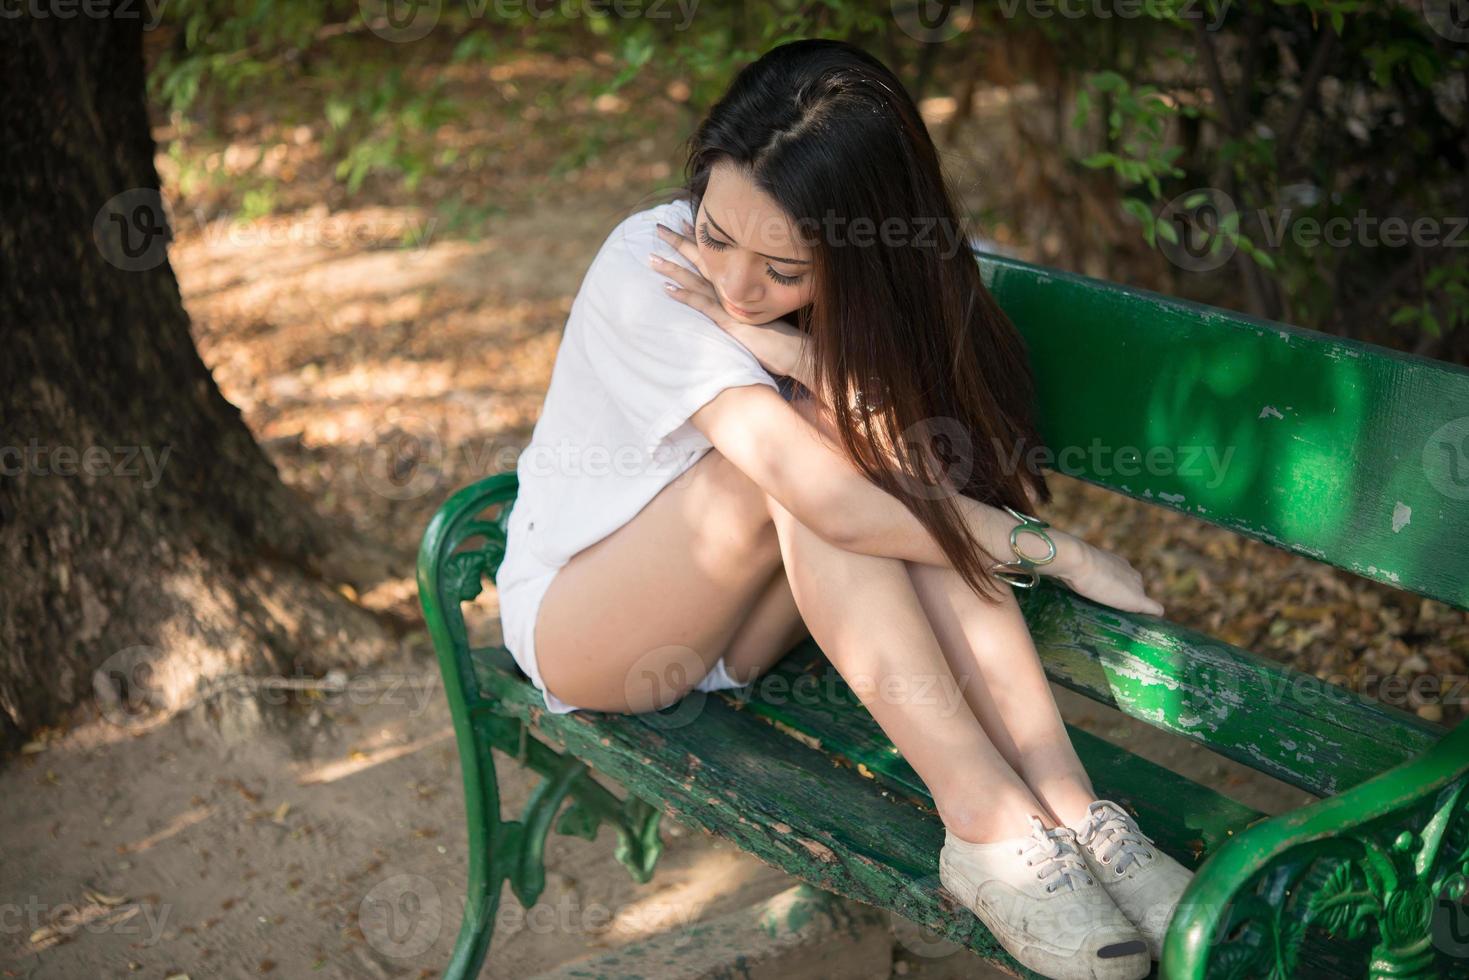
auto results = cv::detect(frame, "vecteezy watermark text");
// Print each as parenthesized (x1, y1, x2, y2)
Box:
(1156, 187, 1469, 273)
(997, 436, 1236, 489)
(1, 441, 171, 489)
(997, 0, 1230, 28)
(0, 0, 168, 30)
(360, 0, 699, 43)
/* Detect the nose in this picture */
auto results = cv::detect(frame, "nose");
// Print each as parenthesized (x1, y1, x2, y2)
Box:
(719, 257, 765, 306)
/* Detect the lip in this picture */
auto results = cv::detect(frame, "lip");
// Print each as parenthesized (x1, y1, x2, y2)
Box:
(723, 298, 761, 318)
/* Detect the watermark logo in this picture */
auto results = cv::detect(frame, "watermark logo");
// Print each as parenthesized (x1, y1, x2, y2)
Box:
(1155, 189, 1467, 271)
(1424, 0, 1469, 42)
(1423, 417, 1469, 501)
(4, 894, 173, 949)
(892, 0, 975, 42)
(0, 0, 168, 29)
(92, 645, 166, 731)
(1433, 872, 1469, 959)
(361, 0, 699, 40)
(359, 873, 444, 958)
(92, 644, 441, 730)
(1157, 187, 1238, 272)
(994, 0, 1231, 30)
(357, 414, 446, 500)
(624, 644, 719, 730)
(0, 440, 171, 488)
(893, 416, 976, 501)
(361, 0, 442, 42)
(94, 188, 171, 272)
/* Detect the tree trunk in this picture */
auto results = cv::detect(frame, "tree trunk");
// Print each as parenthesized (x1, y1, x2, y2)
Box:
(0, 12, 394, 749)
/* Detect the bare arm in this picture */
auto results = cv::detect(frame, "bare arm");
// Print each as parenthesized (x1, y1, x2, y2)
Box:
(691, 323, 1062, 568)
(657, 222, 1163, 614)
(691, 384, 1165, 615)
(687, 382, 860, 548)
(688, 383, 1083, 572)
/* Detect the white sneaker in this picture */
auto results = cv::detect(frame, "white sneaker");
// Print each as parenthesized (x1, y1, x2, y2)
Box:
(938, 814, 1151, 980)
(1069, 799, 1195, 959)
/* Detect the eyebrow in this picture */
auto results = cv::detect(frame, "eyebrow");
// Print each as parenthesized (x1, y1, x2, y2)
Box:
(705, 210, 812, 266)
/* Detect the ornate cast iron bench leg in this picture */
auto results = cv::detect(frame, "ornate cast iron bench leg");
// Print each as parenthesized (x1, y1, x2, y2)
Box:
(440, 708, 663, 980)
(419, 474, 666, 980)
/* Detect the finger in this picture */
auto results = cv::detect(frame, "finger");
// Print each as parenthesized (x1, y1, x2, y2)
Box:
(650, 253, 717, 301)
(1129, 595, 1161, 616)
(651, 230, 711, 284)
(661, 278, 724, 321)
(655, 222, 703, 269)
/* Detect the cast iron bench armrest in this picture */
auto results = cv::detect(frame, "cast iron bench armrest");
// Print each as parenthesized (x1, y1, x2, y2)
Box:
(1161, 719, 1469, 978)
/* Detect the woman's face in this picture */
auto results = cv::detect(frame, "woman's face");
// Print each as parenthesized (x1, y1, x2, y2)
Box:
(694, 161, 817, 325)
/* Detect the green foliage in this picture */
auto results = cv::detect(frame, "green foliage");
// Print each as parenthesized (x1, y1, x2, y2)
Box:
(145, 0, 1466, 352)
(434, 191, 507, 243)
(1061, 0, 1467, 346)
(1074, 71, 1189, 199)
(1392, 258, 1469, 340)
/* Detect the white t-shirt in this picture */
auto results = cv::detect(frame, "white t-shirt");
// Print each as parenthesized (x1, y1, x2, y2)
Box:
(498, 198, 786, 586)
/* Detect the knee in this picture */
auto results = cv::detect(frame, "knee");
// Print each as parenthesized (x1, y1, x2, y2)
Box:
(700, 448, 778, 545)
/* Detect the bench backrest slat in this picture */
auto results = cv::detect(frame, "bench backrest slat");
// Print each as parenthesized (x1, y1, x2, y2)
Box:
(977, 251, 1469, 610)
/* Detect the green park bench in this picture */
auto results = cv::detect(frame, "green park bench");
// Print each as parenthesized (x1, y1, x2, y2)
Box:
(417, 248, 1469, 979)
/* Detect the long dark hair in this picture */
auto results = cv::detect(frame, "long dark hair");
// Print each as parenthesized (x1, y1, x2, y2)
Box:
(679, 38, 1052, 602)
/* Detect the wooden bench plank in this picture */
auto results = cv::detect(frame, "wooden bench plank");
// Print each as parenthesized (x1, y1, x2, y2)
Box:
(471, 646, 1373, 978)
(471, 570, 1441, 803)
(719, 642, 1264, 869)
(978, 250, 1469, 609)
(1013, 580, 1446, 797)
(467, 645, 1019, 968)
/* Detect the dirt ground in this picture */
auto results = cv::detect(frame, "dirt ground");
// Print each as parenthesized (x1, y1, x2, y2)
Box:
(5, 41, 1462, 980)
(0, 180, 1322, 973)
(0, 641, 1314, 980)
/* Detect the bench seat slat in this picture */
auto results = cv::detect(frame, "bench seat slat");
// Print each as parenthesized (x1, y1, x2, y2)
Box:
(468, 645, 1015, 963)
(728, 642, 1264, 868)
(469, 646, 1374, 976)
(1017, 580, 1445, 797)
(979, 251, 1469, 610)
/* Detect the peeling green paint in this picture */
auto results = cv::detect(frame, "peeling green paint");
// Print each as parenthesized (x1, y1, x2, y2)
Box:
(978, 250, 1469, 609)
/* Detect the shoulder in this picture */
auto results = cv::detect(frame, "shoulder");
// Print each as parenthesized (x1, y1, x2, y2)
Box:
(601, 198, 695, 261)
(589, 199, 690, 284)
(584, 198, 707, 326)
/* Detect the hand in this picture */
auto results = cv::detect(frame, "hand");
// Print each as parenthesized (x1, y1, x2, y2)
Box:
(1043, 531, 1166, 617)
(650, 221, 806, 379)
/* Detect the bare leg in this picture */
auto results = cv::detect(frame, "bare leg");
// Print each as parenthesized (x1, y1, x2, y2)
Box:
(906, 562, 1098, 829)
(788, 393, 1099, 830)
(531, 399, 1084, 842)
(765, 491, 1051, 844)
(720, 560, 811, 684)
(533, 448, 788, 714)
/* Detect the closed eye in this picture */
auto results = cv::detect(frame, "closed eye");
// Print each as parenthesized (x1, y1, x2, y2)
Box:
(699, 223, 805, 287)
(697, 224, 729, 251)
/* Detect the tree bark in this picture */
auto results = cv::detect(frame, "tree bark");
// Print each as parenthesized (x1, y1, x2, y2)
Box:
(0, 11, 393, 749)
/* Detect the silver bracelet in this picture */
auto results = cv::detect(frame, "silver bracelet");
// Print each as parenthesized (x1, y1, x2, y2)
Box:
(988, 504, 1057, 589)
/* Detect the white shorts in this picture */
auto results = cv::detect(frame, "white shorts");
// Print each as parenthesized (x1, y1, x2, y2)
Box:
(496, 534, 750, 716)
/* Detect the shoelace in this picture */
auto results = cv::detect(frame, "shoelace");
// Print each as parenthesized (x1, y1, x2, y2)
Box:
(1075, 801, 1155, 876)
(1016, 815, 1094, 893)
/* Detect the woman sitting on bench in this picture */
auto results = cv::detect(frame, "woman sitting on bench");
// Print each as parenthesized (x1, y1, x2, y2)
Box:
(496, 37, 1192, 980)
